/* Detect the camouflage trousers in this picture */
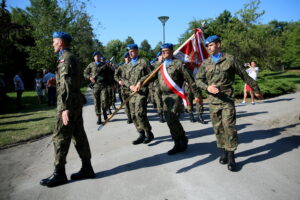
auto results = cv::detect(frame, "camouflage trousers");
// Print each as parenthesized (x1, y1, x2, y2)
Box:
(186, 89, 204, 114)
(162, 93, 186, 140)
(129, 93, 152, 132)
(53, 108, 91, 166)
(121, 88, 131, 119)
(93, 87, 109, 116)
(107, 85, 116, 106)
(153, 88, 163, 113)
(209, 102, 238, 151)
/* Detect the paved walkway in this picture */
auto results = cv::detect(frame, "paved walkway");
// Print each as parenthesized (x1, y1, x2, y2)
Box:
(1, 91, 300, 200)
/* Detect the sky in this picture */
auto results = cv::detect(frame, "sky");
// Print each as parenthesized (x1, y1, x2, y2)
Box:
(6, 0, 300, 48)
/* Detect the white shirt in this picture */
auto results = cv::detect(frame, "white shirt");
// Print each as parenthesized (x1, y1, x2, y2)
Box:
(246, 67, 259, 80)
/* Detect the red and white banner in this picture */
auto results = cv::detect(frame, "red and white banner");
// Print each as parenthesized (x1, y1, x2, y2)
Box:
(160, 28, 209, 107)
(174, 28, 209, 72)
(160, 62, 190, 107)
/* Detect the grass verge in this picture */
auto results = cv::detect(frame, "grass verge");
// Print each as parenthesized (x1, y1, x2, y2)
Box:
(0, 91, 56, 149)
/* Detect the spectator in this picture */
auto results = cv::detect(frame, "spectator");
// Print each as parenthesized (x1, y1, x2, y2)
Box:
(35, 72, 44, 104)
(13, 70, 25, 109)
(43, 70, 56, 106)
(241, 61, 259, 105)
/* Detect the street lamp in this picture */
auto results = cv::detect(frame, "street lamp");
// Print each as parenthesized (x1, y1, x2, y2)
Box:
(158, 16, 169, 44)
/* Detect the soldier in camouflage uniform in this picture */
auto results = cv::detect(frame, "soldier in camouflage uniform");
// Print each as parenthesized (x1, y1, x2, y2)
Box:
(151, 43, 202, 155)
(114, 52, 133, 124)
(123, 44, 154, 145)
(150, 52, 165, 123)
(40, 32, 95, 188)
(185, 68, 206, 124)
(84, 52, 112, 124)
(106, 60, 117, 113)
(195, 35, 263, 171)
(185, 82, 196, 122)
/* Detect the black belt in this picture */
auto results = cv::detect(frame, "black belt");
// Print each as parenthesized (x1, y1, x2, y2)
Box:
(218, 86, 232, 91)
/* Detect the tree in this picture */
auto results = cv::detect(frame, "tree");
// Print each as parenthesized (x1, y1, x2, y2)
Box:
(124, 36, 135, 46)
(140, 40, 151, 52)
(282, 22, 300, 68)
(105, 39, 123, 63)
(17, 0, 97, 71)
(0, 0, 33, 89)
(235, 0, 265, 26)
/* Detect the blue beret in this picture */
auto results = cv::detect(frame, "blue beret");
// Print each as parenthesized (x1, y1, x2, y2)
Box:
(127, 44, 138, 50)
(93, 51, 101, 56)
(123, 52, 129, 58)
(52, 31, 72, 41)
(205, 35, 220, 45)
(161, 43, 173, 49)
(156, 51, 161, 57)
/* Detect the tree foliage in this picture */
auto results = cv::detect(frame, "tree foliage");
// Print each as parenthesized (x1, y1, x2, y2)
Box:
(177, 0, 300, 70)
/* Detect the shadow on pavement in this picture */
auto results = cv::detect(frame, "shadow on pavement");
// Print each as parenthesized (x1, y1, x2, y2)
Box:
(94, 123, 255, 177)
(236, 111, 268, 118)
(236, 123, 300, 171)
(263, 98, 294, 104)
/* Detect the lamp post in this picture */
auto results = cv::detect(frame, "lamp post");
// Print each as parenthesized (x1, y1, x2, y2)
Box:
(158, 16, 169, 44)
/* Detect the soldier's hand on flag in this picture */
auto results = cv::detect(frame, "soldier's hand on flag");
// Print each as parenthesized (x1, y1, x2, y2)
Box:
(130, 85, 136, 92)
(135, 81, 142, 91)
(62, 110, 69, 126)
(207, 85, 219, 94)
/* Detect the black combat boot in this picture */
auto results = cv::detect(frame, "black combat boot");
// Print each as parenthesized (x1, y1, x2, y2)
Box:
(189, 113, 195, 122)
(132, 130, 146, 145)
(197, 114, 207, 124)
(127, 116, 133, 124)
(70, 159, 95, 180)
(40, 165, 68, 187)
(108, 108, 112, 115)
(96, 115, 102, 125)
(159, 112, 165, 123)
(143, 131, 154, 144)
(167, 139, 181, 155)
(227, 151, 237, 171)
(102, 108, 108, 120)
(179, 135, 188, 152)
(219, 148, 228, 164)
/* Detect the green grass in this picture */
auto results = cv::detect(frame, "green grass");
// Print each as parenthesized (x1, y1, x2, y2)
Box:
(0, 91, 56, 148)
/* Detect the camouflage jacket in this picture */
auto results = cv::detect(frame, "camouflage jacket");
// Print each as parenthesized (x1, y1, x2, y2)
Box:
(153, 58, 201, 97)
(56, 50, 85, 112)
(123, 57, 152, 95)
(83, 61, 113, 88)
(114, 63, 130, 91)
(195, 53, 260, 104)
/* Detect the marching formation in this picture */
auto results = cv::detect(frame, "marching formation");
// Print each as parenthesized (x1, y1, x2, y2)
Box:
(40, 31, 263, 188)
